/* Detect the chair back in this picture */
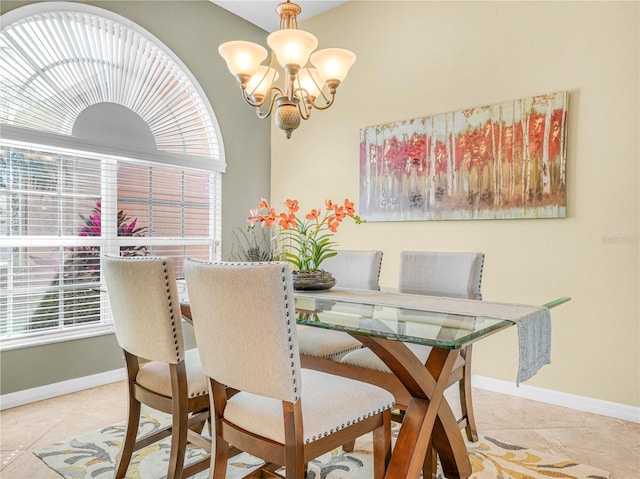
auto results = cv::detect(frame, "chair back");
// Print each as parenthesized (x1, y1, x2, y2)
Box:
(398, 251, 484, 297)
(103, 256, 184, 364)
(322, 250, 383, 291)
(185, 260, 301, 403)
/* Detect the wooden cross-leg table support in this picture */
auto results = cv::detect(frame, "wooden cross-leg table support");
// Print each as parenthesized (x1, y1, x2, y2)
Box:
(352, 334, 472, 479)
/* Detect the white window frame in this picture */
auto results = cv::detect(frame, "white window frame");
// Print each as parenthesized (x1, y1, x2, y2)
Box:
(0, 2, 225, 350)
(0, 135, 222, 351)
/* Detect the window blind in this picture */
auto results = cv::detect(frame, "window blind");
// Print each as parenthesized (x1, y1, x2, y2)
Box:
(0, 141, 218, 348)
(0, 5, 225, 170)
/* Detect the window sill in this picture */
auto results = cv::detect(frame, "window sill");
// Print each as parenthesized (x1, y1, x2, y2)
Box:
(0, 324, 116, 352)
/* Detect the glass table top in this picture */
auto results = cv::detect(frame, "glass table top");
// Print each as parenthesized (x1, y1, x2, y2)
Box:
(294, 294, 514, 350)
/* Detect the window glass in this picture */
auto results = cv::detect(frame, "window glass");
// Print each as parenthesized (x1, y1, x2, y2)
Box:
(0, 143, 217, 345)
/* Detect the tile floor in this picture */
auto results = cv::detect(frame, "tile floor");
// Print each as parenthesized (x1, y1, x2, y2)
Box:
(1, 382, 638, 478)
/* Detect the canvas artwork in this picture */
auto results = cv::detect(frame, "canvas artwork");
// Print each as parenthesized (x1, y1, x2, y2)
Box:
(359, 91, 568, 221)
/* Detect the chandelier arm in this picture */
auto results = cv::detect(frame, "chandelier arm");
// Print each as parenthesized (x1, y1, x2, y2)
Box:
(306, 91, 336, 111)
(297, 96, 311, 121)
(292, 86, 336, 112)
(255, 88, 283, 119)
(240, 85, 284, 119)
(240, 84, 282, 108)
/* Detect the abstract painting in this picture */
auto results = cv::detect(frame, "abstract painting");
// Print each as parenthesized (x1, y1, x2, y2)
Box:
(359, 91, 568, 221)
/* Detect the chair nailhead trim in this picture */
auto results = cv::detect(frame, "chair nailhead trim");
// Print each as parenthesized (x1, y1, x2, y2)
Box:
(162, 260, 181, 361)
(281, 265, 299, 401)
(304, 400, 395, 444)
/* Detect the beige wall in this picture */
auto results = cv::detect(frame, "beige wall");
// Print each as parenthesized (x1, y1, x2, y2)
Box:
(271, 1, 639, 407)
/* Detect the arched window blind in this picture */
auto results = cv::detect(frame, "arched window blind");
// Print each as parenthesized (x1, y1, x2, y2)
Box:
(0, 2, 225, 168)
(0, 2, 225, 349)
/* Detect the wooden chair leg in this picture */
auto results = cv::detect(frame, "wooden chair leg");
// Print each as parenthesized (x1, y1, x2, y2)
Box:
(283, 401, 304, 479)
(116, 354, 142, 479)
(460, 345, 478, 442)
(211, 430, 229, 479)
(372, 410, 391, 479)
(342, 439, 356, 452)
(167, 407, 189, 479)
(422, 440, 438, 479)
(212, 379, 229, 479)
(115, 397, 141, 479)
(168, 363, 190, 479)
(284, 455, 305, 479)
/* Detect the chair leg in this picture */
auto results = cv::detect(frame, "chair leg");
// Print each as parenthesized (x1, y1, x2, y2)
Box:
(372, 410, 392, 479)
(460, 345, 478, 442)
(422, 440, 438, 479)
(114, 396, 141, 479)
(166, 407, 189, 479)
(211, 379, 229, 479)
(168, 363, 190, 479)
(116, 353, 142, 479)
(285, 454, 305, 479)
(342, 439, 356, 452)
(283, 401, 304, 479)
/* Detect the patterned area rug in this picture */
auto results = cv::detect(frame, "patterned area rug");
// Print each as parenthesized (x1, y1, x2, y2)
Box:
(33, 410, 610, 479)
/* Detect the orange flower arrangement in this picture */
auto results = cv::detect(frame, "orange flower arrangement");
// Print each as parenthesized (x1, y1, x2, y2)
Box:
(248, 198, 364, 272)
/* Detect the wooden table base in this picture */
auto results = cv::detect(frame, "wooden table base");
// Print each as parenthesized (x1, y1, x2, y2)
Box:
(353, 335, 472, 479)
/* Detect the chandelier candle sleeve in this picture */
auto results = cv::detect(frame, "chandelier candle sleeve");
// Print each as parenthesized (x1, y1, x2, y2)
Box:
(217, 0, 356, 139)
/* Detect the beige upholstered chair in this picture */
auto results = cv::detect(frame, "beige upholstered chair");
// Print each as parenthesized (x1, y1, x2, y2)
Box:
(322, 249, 384, 291)
(298, 250, 383, 362)
(103, 256, 210, 479)
(184, 260, 394, 479)
(398, 251, 484, 298)
(339, 251, 484, 442)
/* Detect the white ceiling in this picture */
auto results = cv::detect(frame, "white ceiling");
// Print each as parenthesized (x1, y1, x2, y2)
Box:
(211, 1, 347, 32)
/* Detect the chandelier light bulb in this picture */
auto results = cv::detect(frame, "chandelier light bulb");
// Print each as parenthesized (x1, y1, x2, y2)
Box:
(218, 41, 267, 77)
(310, 48, 356, 83)
(296, 67, 323, 98)
(267, 29, 318, 68)
(246, 66, 279, 101)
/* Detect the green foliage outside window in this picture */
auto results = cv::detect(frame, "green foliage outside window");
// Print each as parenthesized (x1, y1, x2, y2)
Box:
(29, 201, 148, 330)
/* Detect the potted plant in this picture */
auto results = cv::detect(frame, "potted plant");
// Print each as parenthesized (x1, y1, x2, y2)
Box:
(247, 198, 364, 290)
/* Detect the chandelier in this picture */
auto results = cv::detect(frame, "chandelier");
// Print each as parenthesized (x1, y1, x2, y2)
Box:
(218, 1, 356, 139)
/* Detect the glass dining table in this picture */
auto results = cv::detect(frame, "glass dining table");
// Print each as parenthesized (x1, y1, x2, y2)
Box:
(180, 286, 569, 479)
(294, 289, 569, 479)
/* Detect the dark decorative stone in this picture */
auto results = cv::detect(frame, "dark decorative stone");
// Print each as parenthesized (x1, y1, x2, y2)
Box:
(292, 270, 336, 291)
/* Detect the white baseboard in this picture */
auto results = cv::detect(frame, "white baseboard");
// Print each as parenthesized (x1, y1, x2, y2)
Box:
(2, 370, 639, 424)
(0, 368, 126, 410)
(472, 374, 640, 424)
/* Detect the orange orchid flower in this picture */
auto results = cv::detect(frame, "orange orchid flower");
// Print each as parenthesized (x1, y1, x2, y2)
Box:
(327, 216, 340, 232)
(258, 198, 270, 209)
(333, 206, 347, 220)
(278, 212, 296, 229)
(285, 199, 299, 213)
(264, 208, 277, 227)
(306, 209, 320, 221)
(344, 199, 355, 216)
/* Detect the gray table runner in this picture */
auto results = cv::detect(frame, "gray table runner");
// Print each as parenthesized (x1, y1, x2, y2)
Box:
(298, 288, 551, 385)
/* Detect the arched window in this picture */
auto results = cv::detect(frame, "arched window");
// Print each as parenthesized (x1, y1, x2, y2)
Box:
(0, 2, 225, 347)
